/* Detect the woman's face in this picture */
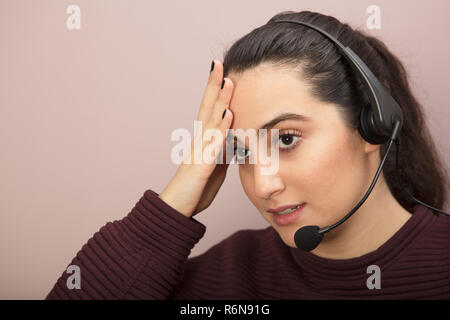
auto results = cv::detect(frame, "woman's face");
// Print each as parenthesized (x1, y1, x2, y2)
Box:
(227, 62, 373, 248)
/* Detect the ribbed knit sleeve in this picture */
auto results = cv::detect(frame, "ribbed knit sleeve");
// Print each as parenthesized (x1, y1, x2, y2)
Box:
(45, 189, 206, 300)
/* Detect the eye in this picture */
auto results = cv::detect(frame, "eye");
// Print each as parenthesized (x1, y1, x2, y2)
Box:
(233, 146, 251, 162)
(278, 134, 300, 150)
(276, 129, 302, 151)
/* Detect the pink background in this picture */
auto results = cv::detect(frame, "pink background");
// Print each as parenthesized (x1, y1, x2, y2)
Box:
(1, 0, 449, 299)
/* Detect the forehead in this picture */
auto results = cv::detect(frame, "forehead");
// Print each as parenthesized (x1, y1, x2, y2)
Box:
(227, 63, 328, 131)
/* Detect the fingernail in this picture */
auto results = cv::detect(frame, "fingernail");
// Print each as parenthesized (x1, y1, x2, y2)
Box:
(221, 79, 225, 89)
(210, 60, 215, 73)
(222, 109, 227, 119)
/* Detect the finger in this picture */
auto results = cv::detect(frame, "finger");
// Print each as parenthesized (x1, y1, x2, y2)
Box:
(197, 59, 224, 123)
(208, 77, 234, 126)
(211, 107, 234, 166)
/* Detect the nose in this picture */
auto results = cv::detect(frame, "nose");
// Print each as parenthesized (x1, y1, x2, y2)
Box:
(253, 161, 284, 199)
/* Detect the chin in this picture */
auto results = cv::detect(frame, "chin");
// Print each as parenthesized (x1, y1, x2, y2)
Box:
(279, 235, 297, 248)
(273, 225, 299, 248)
(262, 212, 309, 248)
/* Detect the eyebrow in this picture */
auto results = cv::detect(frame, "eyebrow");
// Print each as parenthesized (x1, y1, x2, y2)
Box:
(227, 112, 311, 145)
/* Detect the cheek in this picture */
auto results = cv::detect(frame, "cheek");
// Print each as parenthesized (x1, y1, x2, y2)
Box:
(297, 136, 366, 215)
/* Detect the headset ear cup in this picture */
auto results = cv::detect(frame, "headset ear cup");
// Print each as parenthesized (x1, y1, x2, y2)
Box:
(358, 106, 389, 145)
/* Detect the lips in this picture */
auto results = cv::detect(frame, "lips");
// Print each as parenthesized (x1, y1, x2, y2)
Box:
(267, 203, 306, 214)
(270, 203, 306, 226)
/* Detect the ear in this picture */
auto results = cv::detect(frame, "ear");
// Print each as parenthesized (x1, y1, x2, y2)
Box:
(352, 128, 380, 154)
(363, 139, 381, 154)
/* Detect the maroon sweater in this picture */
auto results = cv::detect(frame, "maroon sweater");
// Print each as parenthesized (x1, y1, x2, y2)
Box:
(45, 189, 450, 299)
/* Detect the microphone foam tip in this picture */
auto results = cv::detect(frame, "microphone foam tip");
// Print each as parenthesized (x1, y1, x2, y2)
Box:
(294, 225, 323, 251)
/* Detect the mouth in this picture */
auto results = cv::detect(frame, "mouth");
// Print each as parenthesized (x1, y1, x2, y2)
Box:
(276, 204, 304, 215)
(267, 203, 306, 215)
(268, 203, 307, 226)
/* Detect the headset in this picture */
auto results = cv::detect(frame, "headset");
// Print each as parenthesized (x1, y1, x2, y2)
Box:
(270, 19, 450, 251)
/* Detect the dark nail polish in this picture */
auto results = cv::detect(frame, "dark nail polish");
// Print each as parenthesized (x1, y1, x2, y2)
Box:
(210, 60, 215, 73)
(222, 109, 227, 119)
(221, 79, 225, 89)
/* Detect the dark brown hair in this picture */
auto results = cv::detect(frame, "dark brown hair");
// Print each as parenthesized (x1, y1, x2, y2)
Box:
(222, 10, 449, 213)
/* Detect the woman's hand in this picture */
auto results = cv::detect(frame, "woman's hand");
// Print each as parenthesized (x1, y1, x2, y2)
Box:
(158, 60, 234, 218)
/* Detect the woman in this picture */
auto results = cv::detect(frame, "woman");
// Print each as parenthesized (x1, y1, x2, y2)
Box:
(46, 10, 450, 299)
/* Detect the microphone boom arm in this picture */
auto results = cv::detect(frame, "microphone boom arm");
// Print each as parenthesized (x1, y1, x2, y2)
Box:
(318, 119, 401, 235)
